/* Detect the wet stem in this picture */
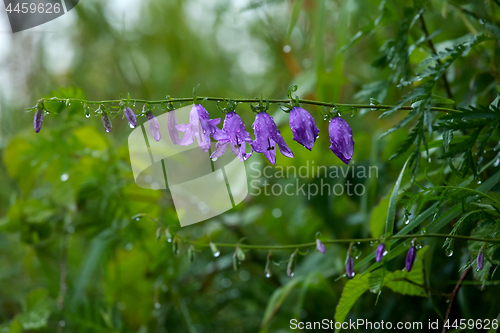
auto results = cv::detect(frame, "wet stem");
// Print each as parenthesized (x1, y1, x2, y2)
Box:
(36, 96, 459, 114)
(172, 233, 500, 251)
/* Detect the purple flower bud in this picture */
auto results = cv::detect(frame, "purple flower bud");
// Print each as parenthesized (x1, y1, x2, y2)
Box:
(406, 246, 416, 272)
(346, 255, 354, 279)
(376, 243, 385, 262)
(289, 107, 320, 150)
(146, 111, 161, 142)
(123, 107, 137, 128)
(477, 251, 484, 271)
(34, 108, 44, 133)
(101, 112, 112, 133)
(316, 239, 326, 253)
(328, 117, 355, 165)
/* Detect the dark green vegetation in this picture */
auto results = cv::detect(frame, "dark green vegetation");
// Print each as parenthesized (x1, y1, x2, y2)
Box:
(1, 0, 500, 332)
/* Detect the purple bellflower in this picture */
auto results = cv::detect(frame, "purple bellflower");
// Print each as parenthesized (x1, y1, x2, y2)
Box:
(167, 111, 180, 144)
(289, 107, 320, 150)
(146, 111, 161, 142)
(406, 245, 416, 272)
(211, 111, 253, 161)
(34, 108, 43, 133)
(123, 107, 137, 128)
(316, 239, 326, 254)
(346, 255, 354, 279)
(251, 111, 294, 165)
(477, 251, 484, 271)
(376, 243, 386, 262)
(176, 104, 227, 152)
(329, 117, 355, 164)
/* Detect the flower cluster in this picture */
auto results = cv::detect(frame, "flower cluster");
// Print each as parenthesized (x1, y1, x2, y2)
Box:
(33, 102, 355, 165)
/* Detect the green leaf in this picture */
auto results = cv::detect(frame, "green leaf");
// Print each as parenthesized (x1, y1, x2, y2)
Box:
(383, 246, 428, 297)
(385, 160, 408, 245)
(260, 276, 304, 330)
(370, 193, 390, 239)
(334, 273, 370, 326)
(18, 289, 52, 330)
(284, 0, 304, 44)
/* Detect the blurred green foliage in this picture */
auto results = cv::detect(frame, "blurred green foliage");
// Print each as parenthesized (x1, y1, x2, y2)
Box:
(1, 0, 500, 332)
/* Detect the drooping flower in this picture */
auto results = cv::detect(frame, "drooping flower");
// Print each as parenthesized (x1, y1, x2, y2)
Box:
(123, 106, 137, 128)
(167, 111, 180, 144)
(316, 239, 326, 254)
(329, 117, 355, 164)
(406, 245, 416, 272)
(176, 104, 227, 152)
(477, 251, 484, 271)
(376, 243, 385, 262)
(346, 255, 354, 279)
(251, 111, 294, 165)
(34, 108, 44, 133)
(289, 107, 320, 150)
(146, 111, 161, 142)
(211, 111, 253, 161)
(101, 112, 112, 133)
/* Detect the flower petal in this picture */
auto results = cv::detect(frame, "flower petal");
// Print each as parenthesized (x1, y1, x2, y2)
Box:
(146, 111, 161, 142)
(210, 141, 229, 159)
(167, 111, 180, 144)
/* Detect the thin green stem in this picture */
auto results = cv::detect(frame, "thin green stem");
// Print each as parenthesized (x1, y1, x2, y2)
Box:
(175, 233, 500, 251)
(39, 97, 459, 113)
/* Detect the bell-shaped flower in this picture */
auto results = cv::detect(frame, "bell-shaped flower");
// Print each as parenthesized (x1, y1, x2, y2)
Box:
(376, 243, 385, 262)
(211, 111, 252, 161)
(176, 104, 227, 152)
(289, 107, 319, 150)
(146, 111, 161, 142)
(346, 255, 354, 279)
(123, 107, 137, 128)
(406, 245, 416, 272)
(316, 239, 326, 254)
(477, 251, 484, 271)
(34, 108, 44, 133)
(329, 117, 355, 164)
(251, 111, 294, 165)
(167, 111, 180, 144)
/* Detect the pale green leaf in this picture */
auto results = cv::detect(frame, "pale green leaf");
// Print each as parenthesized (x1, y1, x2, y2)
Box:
(334, 273, 370, 326)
